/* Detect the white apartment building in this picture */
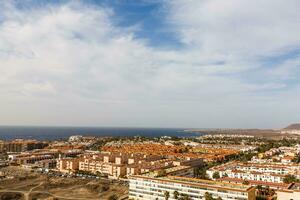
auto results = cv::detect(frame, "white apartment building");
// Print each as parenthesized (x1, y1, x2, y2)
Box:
(235, 163, 300, 174)
(129, 175, 255, 200)
(207, 162, 300, 183)
(276, 182, 300, 200)
(210, 170, 285, 183)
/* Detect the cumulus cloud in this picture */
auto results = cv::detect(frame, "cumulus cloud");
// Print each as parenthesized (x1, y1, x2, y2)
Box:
(0, 0, 299, 128)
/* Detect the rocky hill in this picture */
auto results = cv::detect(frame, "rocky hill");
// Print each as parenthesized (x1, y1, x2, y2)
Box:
(284, 123, 300, 130)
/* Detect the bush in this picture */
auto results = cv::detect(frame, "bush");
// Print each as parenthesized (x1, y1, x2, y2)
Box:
(108, 194, 118, 200)
(0, 193, 23, 200)
(283, 174, 298, 184)
(212, 172, 220, 179)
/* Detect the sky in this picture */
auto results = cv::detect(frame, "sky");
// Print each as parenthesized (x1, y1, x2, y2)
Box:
(0, 0, 300, 129)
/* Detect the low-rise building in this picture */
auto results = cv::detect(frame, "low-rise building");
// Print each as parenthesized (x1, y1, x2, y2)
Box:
(9, 154, 54, 165)
(0, 140, 48, 153)
(207, 161, 300, 183)
(36, 159, 57, 169)
(75, 152, 203, 179)
(277, 183, 300, 200)
(277, 190, 300, 200)
(218, 177, 292, 190)
(79, 157, 126, 178)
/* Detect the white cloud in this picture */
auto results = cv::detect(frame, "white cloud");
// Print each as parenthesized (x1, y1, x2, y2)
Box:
(22, 82, 56, 96)
(0, 1, 299, 128)
(167, 0, 300, 56)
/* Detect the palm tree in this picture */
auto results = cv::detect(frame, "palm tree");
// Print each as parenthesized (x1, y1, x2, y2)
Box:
(256, 185, 263, 195)
(242, 179, 250, 185)
(173, 191, 179, 199)
(164, 191, 170, 200)
(205, 192, 214, 200)
(265, 185, 270, 196)
(95, 171, 102, 177)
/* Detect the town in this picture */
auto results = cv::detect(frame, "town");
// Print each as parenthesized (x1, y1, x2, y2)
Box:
(0, 128, 300, 200)
(1, 0, 300, 199)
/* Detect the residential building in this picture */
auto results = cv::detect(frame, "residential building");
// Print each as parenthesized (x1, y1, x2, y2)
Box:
(58, 158, 79, 173)
(0, 140, 48, 153)
(277, 190, 300, 200)
(36, 159, 57, 169)
(129, 167, 255, 200)
(207, 161, 300, 183)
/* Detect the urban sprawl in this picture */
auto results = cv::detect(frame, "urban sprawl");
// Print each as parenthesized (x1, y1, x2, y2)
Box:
(1, 128, 300, 200)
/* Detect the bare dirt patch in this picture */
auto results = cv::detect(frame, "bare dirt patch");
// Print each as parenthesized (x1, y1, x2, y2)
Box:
(0, 166, 128, 200)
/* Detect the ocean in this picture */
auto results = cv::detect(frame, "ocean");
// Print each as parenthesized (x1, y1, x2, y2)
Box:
(0, 126, 200, 141)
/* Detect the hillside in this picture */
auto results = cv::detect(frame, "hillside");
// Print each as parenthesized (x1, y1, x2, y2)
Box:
(284, 123, 300, 130)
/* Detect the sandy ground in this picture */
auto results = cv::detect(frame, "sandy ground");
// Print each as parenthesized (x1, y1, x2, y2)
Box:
(0, 166, 128, 200)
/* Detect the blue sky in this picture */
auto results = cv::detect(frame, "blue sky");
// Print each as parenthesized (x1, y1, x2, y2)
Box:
(100, 0, 181, 48)
(0, 0, 300, 128)
(14, 0, 180, 47)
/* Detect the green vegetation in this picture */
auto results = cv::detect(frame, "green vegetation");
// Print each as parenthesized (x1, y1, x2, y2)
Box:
(283, 174, 299, 183)
(164, 191, 170, 200)
(212, 171, 220, 179)
(257, 138, 299, 153)
(242, 179, 250, 185)
(204, 192, 222, 200)
(194, 166, 209, 179)
(173, 191, 179, 199)
(256, 185, 275, 199)
(205, 193, 213, 200)
(292, 155, 300, 163)
(108, 194, 118, 200)
(157, 169, 167, 177)
(194, 151, 258, 180)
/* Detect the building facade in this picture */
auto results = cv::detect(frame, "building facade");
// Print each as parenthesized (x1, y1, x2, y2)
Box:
(0, 140, 48, 153)
(129, 175, 256, 200)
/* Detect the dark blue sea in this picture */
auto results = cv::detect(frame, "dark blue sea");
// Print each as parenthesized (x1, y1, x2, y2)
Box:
(0, 126, 200, 141)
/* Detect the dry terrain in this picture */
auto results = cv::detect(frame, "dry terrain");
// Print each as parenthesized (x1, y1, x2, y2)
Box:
(0, 166, 128, 200)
